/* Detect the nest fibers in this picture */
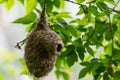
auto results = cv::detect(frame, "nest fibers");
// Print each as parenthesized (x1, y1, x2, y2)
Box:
(24, 4, 64, 78)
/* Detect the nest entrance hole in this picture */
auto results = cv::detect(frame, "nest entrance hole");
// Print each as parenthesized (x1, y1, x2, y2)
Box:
(56, 44, 62, 52)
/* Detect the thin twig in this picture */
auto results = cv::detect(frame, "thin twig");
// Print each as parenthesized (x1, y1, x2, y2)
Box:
(64, 0, 86, 12)
(65, 0, 120, 14)
(18, 37, 28, 45)
(110, 0, 120, 14)
(110, 8, 120, 13)
(113, 0, 120, 10)
(65, 0, 81, 5)
(15, 37, 28, 49)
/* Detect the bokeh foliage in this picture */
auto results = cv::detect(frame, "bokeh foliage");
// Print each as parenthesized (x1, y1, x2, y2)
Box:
(1, 0, 120, 80)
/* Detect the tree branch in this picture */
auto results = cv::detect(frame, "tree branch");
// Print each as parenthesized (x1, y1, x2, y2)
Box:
(65, 0, 82, 5)
(110, 8, 120, 14)
(15, 37, 28, 49)
(113, 0, 120, 10)
(64, 0, 86, 13)
(108, 14, 114, 77)
(108, 14, 114, 54)
(65, 0, 120, 14)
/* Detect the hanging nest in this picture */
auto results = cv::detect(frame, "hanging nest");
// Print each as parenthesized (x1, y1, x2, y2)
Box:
(24, 4, 64, 78)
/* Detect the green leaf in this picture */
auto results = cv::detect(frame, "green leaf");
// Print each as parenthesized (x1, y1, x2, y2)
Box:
(79, 67, 88, 79)
(26, 0, 37, 14)
(0, 74, 4, 80)
(26, 22, 36, 32)
(18, 0, 24, 5)
(62, 72, 70, 80)
(56, 12, 72, 18)
(97, 2, 111, 14)
(21, 66, 28, 74)
(56, 23, 71, 40)
(112, 49, 120, 60)
(67, 51, 78, 67)
(89, 6, 98, 16)
(86, 46, 94, 56)
(67, 25, 78, 37)
(13, 12, 37, 24)
(84, 26, 94, 39)
(55, 70, 61, 79)
(115, 41, 120, 48)
(51, 23, 70, 43)
(114, 71, 120, 80)
(91, 58, 99, 63)
(96, 66, 106, 73)
(105, 24, 117, 41)
(63, 45, 75, 57)
(77, 5, 87, 15)
(80, 62, 90, 66)
(46, 0, 53, 13)
(95, 20, 108, 35)
(105, 27, 112, 41)
(73, 39, 82, 48)
(75, 0, 84, 3)
(77, 6, 84, 15)
(104, 43, 112, 56)
(94, 73, 100, 80)
(105, 0, 116, 5)
(57, 18, 68, 28)
(53, 0, 60, 8)
(97, 2, 108, 11)
(103, 72, 110, 80)
(113, 14, 120, 23)
(59, 0, 64, 8)
(112, 24, 117, 33)
(112, 60, 119, 67)
(55, 56, 62, 69)
(19, 58, 25, 65)
(0, 0, 5, 4)
(57, 18, 68, 26)
(90, 59, 100, 76)
(77, 47, 85, 61)
(5, 0, 14, 11)
(19, 58, 28, 74)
